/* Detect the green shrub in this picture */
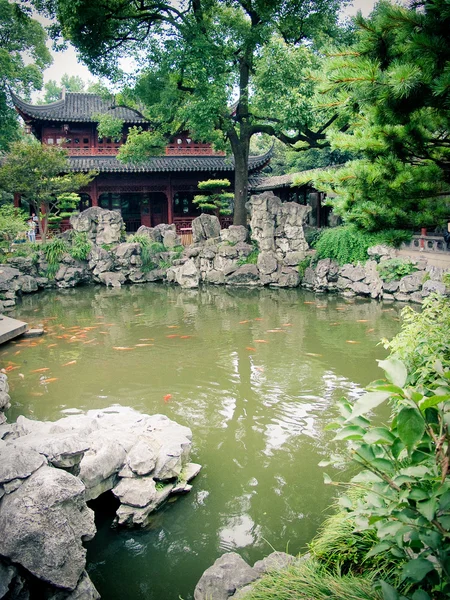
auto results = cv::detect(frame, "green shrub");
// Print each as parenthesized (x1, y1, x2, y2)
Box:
(314, 227, 411, 266)
(237, 242, 259, 266)
(382, 294, 450, 385)
(69, 232, 92, 261)
(127, 234, 166, 272)
(304, 227, 322, 248)
(43, 237, 69, 278)
(0, 205, 28, 241)
(376, 258, 418, 283)
(298, 257, 311, 279)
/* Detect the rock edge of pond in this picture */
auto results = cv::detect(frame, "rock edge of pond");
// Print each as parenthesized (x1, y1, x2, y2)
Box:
(0, 374, 201, 599)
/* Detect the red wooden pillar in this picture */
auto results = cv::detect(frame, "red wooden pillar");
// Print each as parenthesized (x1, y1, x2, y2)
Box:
(91, 180, 99, 207)
(13, 193, 21, 208)
(167, 181, 174, 224)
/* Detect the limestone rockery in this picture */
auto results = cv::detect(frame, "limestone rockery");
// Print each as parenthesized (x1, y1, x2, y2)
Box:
(0, 391, 201, 599)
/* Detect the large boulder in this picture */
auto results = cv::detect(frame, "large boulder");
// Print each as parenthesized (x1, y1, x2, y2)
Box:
(70, 207, 123, 246)
(0, 465, 96, 590)
(194, 553, 259, 600)
(192, 214, 221, 243)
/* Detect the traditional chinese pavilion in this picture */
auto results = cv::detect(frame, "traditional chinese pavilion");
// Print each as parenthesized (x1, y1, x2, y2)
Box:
(12, 90, 271, 232)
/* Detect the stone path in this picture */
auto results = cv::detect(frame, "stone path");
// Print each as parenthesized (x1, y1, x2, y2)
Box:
(0, 315, 27, 345)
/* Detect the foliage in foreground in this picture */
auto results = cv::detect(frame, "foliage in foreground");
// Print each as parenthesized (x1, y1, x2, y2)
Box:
(0, 205, 28, 241)
(322, 296, 450, 600)
(313, 227, 411, 265)
(376, 259, 418, 283)
(244, 558, 382, 600)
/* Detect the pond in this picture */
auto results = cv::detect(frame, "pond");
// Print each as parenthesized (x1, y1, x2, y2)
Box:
(4, 285, 402, 600)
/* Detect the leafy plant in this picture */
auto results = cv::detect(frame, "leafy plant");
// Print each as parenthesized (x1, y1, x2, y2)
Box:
(127, 234, 166, 272)
(69, 232, 92, 261)
(314, 227, 410, 266)
(93, 113, 124, 140)
(0, 205, 28, 241)
(304, 227, 322, 249)
(376, 259, 418, 283)
(237, 246, 259, 266)
(298, 257, 311, 280)
(42, 237, 69, 278)
(382, 295, 450, 386)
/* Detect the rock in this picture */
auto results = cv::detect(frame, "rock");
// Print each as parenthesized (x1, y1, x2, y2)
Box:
(339, 264, 366, 282)
(272, 267, 300, 288)
(98, 271, 126, 288)
(351, 282, 371, 296)
(6, 256, 36, 275)
(136, 225, 162, 243)
(410, 291, 424, 304)
(283, 251, 306, 267)
(126, 437, 161, 476)
(13, 432, 89, 469)
(78, 434, 127, 501)
(23, 328, 44, 338)
(0, 466, 95, 590)
(226, 264, 260, 285)
(0, 445, 46, 484)
(252, 551, 296, 576)
(398, 272, 422, 293)
(88, 245, 115, 275)
(0, 267, 20, 291)
(17, 275, 38, 293)
(393, 292, 411, 302)
(112, 476, 158, 508)
(383, 280, 400, 293)
(0, 391, 11, 411)
(0, 373, 9, 394)
(163, 230, 181, 248)
(169, 259, 200, 289)
(205, 269, 225, 284)
(192, 214, 221, 243)
(49, 571, 100, 600)
(367, 245, 396, 260)
(70, 207, 123, 246)
(257, 251, 278, 275)
(194, 553, 259, 600)
(422, 280, 447, 296)
(220, 226, 248, 244)
(0, 562, 15, 598)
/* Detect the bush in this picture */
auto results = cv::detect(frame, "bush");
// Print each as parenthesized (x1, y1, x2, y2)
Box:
(304, 227, 322, 248)
(69, 232, 92, 261)
(43, 237, 69, 278)
(127, 234, 166, 272)
(376, 259, 418, 283)
(314, 226, 411, 266)
(0, 205, 28, 241)
(298, 257, 311, 279)
(237, 242, 259, 266)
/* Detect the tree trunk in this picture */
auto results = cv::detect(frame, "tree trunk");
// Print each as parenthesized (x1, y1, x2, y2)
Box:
(233, 148, 249, 226)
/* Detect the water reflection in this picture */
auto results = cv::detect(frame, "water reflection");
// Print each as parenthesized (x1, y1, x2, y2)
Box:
(4, 285, 403, 600)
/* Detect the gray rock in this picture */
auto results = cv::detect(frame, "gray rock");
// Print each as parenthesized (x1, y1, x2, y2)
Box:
(398, 272, 422, 293)
(0, 561, 16, 598)
(422, 280, 447, 296)
(17, 275, 38, 293)
(112, 476, 158, 508)
(383, 280, 400, 293)
(0, 373, 9, 394)
(49, 571, 100, 600)
(170, 259, 200, 289)
(220, 226, 248, 244)
(127, 437, 161, 476)
(283, 251, 305, 267)
(226, 264, 260, 285)
(79, 435, 127, 500)
(351, 281, 371, 296)
(272, 267, 300, 288)
(70, 207, 123, 246)
(194, 553, 259, 600)
(257, 251, 278, 275)
(0, 466, 95, 590)
(410, 291, 424, 304)
(0, 267, 20, 291)
(98, 271, 126, 288)
(253, 551, 296, 575)
(0, 391, 11, 411)
(367, 244, 395, 260)
(163, 230, 181, 249)
(13, 432, 89, 469)
(205, 270, 226, 284)
(192, 214, 221, 243)
(0, 445, 45, 484)
(393, 292, 411, 302)
(339, 264, 366, 282)
(136, 225, 162, 243)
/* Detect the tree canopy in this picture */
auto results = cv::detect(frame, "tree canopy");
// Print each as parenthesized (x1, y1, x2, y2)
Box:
(296, 0, 450, 231)
(0, 0, 52, 150)
(37, 73, 110, 104)
(34, 0, 350, 225)
(0, 141, 95, 242)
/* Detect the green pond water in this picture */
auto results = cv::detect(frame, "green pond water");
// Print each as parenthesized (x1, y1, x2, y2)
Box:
(4, 284, 403, 600)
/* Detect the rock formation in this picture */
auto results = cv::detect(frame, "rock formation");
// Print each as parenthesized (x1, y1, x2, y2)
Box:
(0, 395, 201, 599)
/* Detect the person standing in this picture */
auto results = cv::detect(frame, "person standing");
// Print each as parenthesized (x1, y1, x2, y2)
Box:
(27, 218, 36, 243)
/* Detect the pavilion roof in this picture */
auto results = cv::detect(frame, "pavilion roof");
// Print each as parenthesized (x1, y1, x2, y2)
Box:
(68, 151, 272, 173)
(11, 90, 147, 124)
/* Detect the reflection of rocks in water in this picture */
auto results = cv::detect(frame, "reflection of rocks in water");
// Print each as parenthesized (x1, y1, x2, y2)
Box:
(0, 397, 201, 599)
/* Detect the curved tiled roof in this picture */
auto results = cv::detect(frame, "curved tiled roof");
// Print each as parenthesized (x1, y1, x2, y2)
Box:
(68, 151, 272, 173)
(11, 91, 147, 124)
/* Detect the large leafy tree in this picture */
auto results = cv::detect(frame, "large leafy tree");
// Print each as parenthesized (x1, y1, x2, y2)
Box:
(34, 0, 348, 225)
(0, 141, 95, 242)
(296, 0, 450, 231)
(0, 0, 52, 150)
(37, 74, 110, 104)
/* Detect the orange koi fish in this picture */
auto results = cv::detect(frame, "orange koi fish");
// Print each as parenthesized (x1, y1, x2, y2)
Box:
(40, 378, 58, 384)
(167, 325, 179, 329)
(30, 392, 43, 397)
(335, 307, 346, 311)
(246, 347, 257, 351)
(135, 343, 154, 347)
(255, 366, 264, 372)
(346, 340, 361, 344)
(254, 339, 269, 343)
(62, 360, 76, 367)
(31, 368, 50, 373)
(47, 344, 57, 348)
(305, 352, 323, 357)
(356, 319, 369, 323)
(83, 339, 97, 345)
(139, 338, 154, 341)
(266, 329, 284, 333)
(254, 318, 263, 321)
(304, 301, 316, 305)
(366, 328, 375, 333)
(239, 320, 250, 324)
(180, 336, 192, 339)
(166, 334, 178, 338)
(112, 347, 134, 351)
(5, 366, 19, 372)
(282, 323, 292, 327)
(163, 394, 172, 402)
(14, 351, 21, 356)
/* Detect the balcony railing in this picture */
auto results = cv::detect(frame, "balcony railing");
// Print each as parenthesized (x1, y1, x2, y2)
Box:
(66, 147, 120, 156)
(165, 146, 225, 156)
(402, 234, 450, 254)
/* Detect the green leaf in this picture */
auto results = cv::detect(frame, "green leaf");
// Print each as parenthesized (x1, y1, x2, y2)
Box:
(371, 458, 395, 474)
(400, 465, 430, 477)
(439, 490, 450, 511)
(401, 558, 434, 582)
(366, 542, 391, 558)
(369, 383, 404, 395)
(411, 591, 431, 600)
(351, 470, 383, 483)
(378, 580, 399, 600)
(334, 425, 366, 440)
(378, 358, 407, 388)
(323, 473, 332, 484)
(419, 394, 450, 411)
(324, 422, 342, 431)
(338, 494, 353, 509)
(350, 391, 391, 419)
(364, 427, 396, 444)
(408, 488, 429, 501)
(397, 407, 425, 451)
(417, 498, 437, 522)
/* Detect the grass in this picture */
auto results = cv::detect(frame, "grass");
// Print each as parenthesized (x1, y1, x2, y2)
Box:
(242, 558, 383, 600)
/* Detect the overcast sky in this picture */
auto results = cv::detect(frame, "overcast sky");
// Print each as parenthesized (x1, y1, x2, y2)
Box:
(40, 0, 380, 86)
